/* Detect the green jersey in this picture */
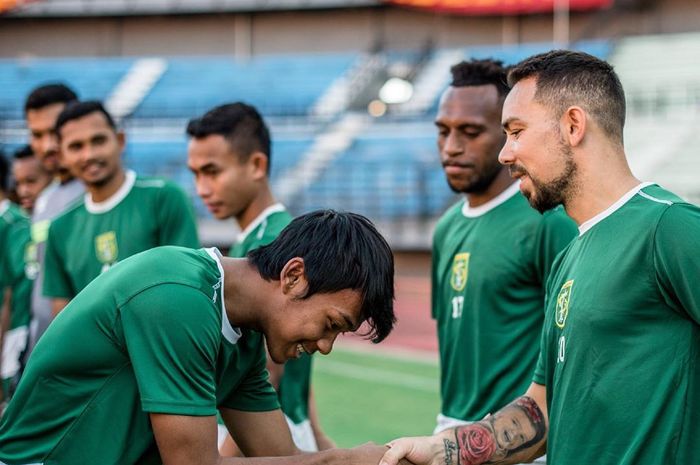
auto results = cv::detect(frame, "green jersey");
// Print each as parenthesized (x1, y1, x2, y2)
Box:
(43, 171, 199, 299)
(0, 201, 32, 330)
(228, 205, 311, 424)
(432, 183, 576, 422)
(534, 183, 700, 465)
(0, 246, 279, 465)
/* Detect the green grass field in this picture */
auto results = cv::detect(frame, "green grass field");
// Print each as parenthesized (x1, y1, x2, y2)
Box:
(312, 346, 440, 447)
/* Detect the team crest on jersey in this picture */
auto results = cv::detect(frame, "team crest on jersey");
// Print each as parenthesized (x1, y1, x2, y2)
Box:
(450, 253, 470, 291)
(555, 280, 574, 329)
(95, 231, 118, 265)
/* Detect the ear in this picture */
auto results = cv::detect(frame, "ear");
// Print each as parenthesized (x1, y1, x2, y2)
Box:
(116, 131, 126, 152)
(561, 106, 586, 147)
(279, 257, 308, 296)
(248, 151, 269, 181)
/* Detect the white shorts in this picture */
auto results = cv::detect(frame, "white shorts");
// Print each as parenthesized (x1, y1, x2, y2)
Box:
(285, 415, 318, 452)
(1, 326, 28, 379)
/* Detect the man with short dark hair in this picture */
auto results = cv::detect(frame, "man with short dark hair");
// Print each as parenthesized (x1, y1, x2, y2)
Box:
(23, 83, 83, 357)
(0, 154, 32, 403)
(431, 59, 575, 436)
(43, 101, 199, 316)
(381, 50, 700, 465)
(0, 210, 399, 465)
(12, 146, 52, 214)
(187, 103, 333, 453)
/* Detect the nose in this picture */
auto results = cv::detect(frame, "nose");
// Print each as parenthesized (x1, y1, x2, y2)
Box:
(41, 133, 58, 157)
(195, 177, 212, 199)
(315, 334, 337, 355)
(442, 131, 463, 158)
(498, 143, 513, 166)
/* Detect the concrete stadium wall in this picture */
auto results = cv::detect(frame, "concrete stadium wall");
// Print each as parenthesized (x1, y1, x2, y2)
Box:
(1, 0, 698, 58)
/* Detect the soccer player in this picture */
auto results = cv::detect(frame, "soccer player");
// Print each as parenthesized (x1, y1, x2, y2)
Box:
(0, 210, 398, 465)
(0, 154, 32, 402)
(42, 101, 199, 316)
(431, 59, 575, 435)
(12, 146, 52, 214)
(187, 103, 333, 452)
(23, 84, 83, 357)
(381, 50, 700, 465)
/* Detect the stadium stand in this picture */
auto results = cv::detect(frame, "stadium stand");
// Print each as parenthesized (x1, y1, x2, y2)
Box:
(133, 53, 358, 118)
(4, 35, 700, 245)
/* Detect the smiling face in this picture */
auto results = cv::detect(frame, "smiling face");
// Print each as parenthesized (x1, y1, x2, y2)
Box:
(262, 257, 363, 364)
(435, 85, 506, 194)
(59, 111, 124, 188)
(13, 156, 52, 212)
(187, 134, 262, 221)
(499, 77, 578, 213)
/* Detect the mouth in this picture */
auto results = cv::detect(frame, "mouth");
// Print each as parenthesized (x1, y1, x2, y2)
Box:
(443, 163, 474, 175)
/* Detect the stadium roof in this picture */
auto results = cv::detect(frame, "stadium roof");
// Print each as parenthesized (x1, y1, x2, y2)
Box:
(3, 0, 381, 17)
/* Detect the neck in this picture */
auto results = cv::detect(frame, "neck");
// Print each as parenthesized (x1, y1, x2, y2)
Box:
(235, 185, 277, 231)
(466, 167, 514, 208)
(89, 168, 126, 203)
(563, 148, 640, 225)
(220, 257, 273, 331)
(57, 169, 74, 185)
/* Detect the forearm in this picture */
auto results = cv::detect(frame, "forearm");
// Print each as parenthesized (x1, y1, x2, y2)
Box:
(219, 448, 343, 465)
(439, 396, 547, 465)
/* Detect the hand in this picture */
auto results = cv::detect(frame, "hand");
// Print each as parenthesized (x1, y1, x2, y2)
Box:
(380, 436, 444, 465)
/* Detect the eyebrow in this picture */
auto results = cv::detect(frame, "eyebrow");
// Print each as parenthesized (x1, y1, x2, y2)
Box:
(501, 117, 521, 131)
(434, 121, 486, 130)
(341, 312, 359, 332)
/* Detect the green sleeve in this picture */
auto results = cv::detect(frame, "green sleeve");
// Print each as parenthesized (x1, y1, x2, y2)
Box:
(5, 223, 32, 329)
(156, 183, 200, 249)
(120, 284, 220, 416)
(42, 222, 74, 299)
(534, 207, 577, 286)
(654, 203, 700, 324)
(220, 335, 280, 412)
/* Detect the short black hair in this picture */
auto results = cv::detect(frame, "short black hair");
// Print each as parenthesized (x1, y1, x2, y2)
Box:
(24, 83, 78, 114)
(508, 50, 626, 142)
(13, 145, 34, 160)
(186, 102, 272, 173)
(55, 101, 117, 137)
(248, 210, 395, 343)
(450, 59, 510, 97)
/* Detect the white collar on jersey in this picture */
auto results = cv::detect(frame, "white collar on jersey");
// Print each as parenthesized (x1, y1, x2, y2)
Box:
(577, 181, 655, 236)
(461, 180, 520, 218)
(0, 199, 9, 216)
(236, 203, 286, 243)
(85, 170, 137, 214)
(205, 247, 242, 344)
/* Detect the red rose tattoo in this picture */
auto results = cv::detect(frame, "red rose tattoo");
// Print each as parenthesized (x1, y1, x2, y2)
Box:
(456, 424, 496, 464)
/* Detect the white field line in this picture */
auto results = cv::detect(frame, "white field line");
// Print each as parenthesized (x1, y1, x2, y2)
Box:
(315, 358, 439, 393)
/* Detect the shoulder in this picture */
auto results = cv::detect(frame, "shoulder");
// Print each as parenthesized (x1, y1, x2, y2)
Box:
(434, 199, 465, 233)
(49, 198, 86, 230)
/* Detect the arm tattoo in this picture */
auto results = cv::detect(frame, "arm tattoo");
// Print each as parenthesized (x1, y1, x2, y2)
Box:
(443, 438, 458, 465)
(454, 396, 546, 465)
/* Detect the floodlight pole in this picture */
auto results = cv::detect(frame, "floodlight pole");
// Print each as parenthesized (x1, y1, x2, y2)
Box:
(553, 0, 570, 48)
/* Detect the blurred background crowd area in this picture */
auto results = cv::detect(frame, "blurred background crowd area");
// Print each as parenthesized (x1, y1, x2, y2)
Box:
(1, 0, 699, 251)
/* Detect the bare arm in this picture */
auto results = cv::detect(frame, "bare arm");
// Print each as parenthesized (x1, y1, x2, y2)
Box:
(150, 412, 402, 465)
(51, 297, 69, 317)
(307, 388, 335, 450)
(381, 383, 548, 465)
